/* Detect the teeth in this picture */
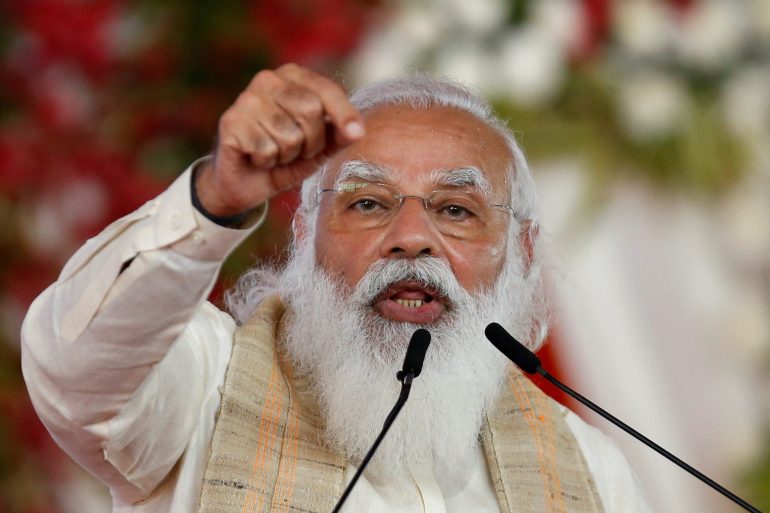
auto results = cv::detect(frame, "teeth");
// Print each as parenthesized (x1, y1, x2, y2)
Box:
(395, 299, 423, 308)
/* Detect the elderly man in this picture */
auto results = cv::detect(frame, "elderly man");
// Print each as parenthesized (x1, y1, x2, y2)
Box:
(21, 65, 652, 512)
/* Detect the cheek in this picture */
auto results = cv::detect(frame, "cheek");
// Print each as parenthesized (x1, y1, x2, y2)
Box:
(446, 237, 508, 291)
(314, 228, 379, 288)
(314, 231, 345, 273)
(313, 211, 345, 273)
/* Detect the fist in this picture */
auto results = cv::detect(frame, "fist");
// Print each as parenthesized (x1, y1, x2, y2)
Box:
(196, 63, 365, 217)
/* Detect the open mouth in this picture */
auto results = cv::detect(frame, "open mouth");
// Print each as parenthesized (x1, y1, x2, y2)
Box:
(372, 280, 448, 323)
(394, 298, 430, 308)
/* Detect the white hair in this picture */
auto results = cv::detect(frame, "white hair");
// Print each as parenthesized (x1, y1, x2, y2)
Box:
(226, 73, 549, 349)
(277, 238, 517, 471)
(296, 74, 539, 229)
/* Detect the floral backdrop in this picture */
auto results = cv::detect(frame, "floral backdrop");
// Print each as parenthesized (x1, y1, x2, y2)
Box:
(0, 0, 768, 511)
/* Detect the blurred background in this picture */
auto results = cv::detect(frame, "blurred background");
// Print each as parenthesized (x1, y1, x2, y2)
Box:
(0, 0, 768, 511)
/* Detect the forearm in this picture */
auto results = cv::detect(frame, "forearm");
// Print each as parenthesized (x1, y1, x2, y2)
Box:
(20, 161, 264, 499)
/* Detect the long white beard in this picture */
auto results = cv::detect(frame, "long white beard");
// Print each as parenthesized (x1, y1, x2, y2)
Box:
(277, 237, 533, 473)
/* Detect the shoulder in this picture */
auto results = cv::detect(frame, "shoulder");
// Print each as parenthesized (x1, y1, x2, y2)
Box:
(560, 406, 656, 513)
(177, 301, 237, 372)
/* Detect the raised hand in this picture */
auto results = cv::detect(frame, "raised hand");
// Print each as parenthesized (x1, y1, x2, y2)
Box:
(195, 63, 365, 217)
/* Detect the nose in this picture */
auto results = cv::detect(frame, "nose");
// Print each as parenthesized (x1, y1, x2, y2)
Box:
(378, 196, 442, 259)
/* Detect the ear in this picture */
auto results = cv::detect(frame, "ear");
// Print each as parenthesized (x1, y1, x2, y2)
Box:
(518, 219, 538, 274)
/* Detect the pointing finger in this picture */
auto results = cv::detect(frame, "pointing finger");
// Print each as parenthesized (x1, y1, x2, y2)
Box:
(276, 64, 364, 145)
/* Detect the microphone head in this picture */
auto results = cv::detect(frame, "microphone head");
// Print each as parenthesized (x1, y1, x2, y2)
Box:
(484, 322, 541, 374)
(400, 328, 431, 379)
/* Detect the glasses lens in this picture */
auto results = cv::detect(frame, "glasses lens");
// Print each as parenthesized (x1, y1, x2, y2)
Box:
(326, 183, 399, 229)
(320, 182, 509, 240)
(427, 190, 494, 238)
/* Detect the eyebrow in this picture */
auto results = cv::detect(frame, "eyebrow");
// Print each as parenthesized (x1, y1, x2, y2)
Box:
(334, 160, 492, 195)
(429, 166, 492, 195)
(334, 160, 392, 186)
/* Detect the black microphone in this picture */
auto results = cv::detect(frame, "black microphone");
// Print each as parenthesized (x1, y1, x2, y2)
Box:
(484, 322, 764, 513)
(485, 322, 540, 374)
(397, 327, 431, 381)
(331, 328, 431, 513)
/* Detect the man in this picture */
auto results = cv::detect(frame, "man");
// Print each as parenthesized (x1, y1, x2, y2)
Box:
(21, 64, 652, 512)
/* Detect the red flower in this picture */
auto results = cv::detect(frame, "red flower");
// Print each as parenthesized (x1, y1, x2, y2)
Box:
(11, 0, 125, 80)
(65, 146, 165, 232)
(577, 0, 610, 60)
(250, 0, 376, 65)
(0, 127, 46, 196)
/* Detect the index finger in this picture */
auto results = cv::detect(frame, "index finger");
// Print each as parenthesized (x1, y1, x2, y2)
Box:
(276, 64, 364, 144)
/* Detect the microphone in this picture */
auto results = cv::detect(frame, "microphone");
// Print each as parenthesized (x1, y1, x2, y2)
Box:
(485, 322, 540, 374)
(484, 322, 764, 513)
(397, 327, 431, 381)
(331, 328, 431, 513)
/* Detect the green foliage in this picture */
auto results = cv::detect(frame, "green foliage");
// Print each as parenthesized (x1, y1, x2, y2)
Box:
(742, 437, 770, 511)
(494, 68, 746, 200)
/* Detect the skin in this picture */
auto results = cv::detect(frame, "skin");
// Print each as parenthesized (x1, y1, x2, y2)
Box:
(315, 105, 514, 323)
(196, 63, 365, 216)
(196, 64, 520, 324)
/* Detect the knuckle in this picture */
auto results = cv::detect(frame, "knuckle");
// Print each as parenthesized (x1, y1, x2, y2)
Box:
(296, 95, 324, 119)
(279, 129, 304, 150)
(218, 110, 237, 131)
(277, 62, 301, 74)
(250, 69, 280, 89)
(218, 134, 239, 149)
(279, 87, 324, 119)
(271, 114, 303, 139)
(254, 136, 278, 157)
(252, 143, 278, 167)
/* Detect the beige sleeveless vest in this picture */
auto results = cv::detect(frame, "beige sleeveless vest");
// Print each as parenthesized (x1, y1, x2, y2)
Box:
(197, 296, 604, 513)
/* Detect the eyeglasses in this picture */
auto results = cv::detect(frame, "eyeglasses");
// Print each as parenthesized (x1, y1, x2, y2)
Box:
(316, 181, 515, 240)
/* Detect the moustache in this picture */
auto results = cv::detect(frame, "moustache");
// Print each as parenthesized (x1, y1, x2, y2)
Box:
(349, 257, 469, 310)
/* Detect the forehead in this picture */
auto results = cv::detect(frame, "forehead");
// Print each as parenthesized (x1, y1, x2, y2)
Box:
(324, 104, 513, 193)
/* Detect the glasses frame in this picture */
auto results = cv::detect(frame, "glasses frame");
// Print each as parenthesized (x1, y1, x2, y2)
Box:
(315, 181, 519, 237)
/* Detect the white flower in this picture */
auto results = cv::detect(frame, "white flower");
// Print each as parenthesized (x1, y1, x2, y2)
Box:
(394, 2, 448, 50)
(24, 179, 109, 259)
(347, 29, 422, 85)
(719, 174, 770, 268)
(616, 70, 690, 140)
(531, 0, 586, 51)
(676, 0, 749, 71)
(496, 27, 566, 107)
(347, 2, 446, 86)
(614, 0, 673, 58)
(35, 66, 95, 128)
(110, 8, 157, 58)
(440, 0, 509, 34)
(721, 65, 770, 139)
(434, 39, 498, 95)
(719, 177, 770, 368)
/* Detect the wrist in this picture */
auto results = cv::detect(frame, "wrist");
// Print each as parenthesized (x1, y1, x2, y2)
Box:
(191, 160, 259, 229)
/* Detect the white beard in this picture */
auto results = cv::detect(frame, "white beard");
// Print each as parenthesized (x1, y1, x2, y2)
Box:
(277, 235, 535, 474)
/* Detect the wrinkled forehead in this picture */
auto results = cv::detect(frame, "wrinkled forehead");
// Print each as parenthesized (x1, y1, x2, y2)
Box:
(319, 104, 514, 199)
(327, 159, 493, 195)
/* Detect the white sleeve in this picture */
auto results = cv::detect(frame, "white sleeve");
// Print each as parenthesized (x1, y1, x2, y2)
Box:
(20, 160, 266, 503)
(563, 409, 655, 513)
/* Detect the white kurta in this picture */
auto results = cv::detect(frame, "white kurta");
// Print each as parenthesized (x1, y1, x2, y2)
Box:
(20, 164, 654, 513)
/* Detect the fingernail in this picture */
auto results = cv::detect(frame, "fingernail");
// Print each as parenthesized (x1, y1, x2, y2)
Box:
(345, 120, 365, 138)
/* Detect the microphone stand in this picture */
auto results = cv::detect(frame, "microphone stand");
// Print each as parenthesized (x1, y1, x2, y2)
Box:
(538, 368, 763, 513)
(485, 322, 764, 513)
(330, 371, 414, 513)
